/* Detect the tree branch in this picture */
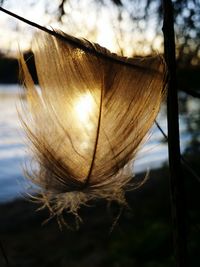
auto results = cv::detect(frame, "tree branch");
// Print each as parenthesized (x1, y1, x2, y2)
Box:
(0, 6, 154, 70)
(162, 1, 188, 266)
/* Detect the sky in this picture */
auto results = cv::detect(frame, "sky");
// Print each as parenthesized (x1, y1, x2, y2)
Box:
(0, 0, 162, 57)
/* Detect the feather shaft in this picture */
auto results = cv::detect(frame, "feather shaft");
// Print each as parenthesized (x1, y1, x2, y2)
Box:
(18, 28, 167, 219)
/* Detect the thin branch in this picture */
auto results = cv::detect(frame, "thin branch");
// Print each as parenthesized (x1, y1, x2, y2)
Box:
(58, 0, 66, 21)
(0, 6, 154, 71)
(155, 120, 168, 140)
(155, 120, 200, 183)
(162, 1, 188, 266)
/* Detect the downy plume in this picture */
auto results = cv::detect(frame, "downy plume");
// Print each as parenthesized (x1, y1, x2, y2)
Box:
(19, 30, 167, 218)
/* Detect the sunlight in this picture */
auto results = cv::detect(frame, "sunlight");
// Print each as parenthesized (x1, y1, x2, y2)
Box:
(0, 0, 162, 56)
(74, 93, 95, 125)
(73, 92, 96, 151)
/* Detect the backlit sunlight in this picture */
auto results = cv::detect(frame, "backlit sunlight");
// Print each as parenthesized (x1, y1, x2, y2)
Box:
(74, 93, 95, 128)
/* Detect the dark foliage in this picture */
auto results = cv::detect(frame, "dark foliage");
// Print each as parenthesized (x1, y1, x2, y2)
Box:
(0, 161, 200, 267)
(0, 52, 38, 84)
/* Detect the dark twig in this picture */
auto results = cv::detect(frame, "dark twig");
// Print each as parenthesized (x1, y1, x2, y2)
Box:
(155, 120, 168, 140)
(58, 0, 66, 21)
(0, 6, 153, 71)
(155, 120, 200, 183)
(162, 1, 188, 266)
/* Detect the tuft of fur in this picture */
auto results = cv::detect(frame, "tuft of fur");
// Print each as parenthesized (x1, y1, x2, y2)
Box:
(19, 30, 167, 219)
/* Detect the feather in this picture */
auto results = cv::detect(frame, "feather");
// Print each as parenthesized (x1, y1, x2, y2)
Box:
(20, 30, 167, 217)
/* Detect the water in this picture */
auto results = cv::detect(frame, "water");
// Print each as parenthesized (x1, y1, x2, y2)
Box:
(0, 85, 28, 202)
(0, 84, 199, 202)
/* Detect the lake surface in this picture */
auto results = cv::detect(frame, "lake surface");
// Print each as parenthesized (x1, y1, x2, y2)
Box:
(0, 84, 198, 202)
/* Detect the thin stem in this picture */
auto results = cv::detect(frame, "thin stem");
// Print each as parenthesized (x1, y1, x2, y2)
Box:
(0, 6, 152, 71)
(162, 1, 188, 266)
(155, 120, 200, 183)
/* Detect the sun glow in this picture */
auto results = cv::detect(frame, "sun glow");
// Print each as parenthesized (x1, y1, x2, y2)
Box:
(73, 92, 97, 152)
(74, 93, 95, 125)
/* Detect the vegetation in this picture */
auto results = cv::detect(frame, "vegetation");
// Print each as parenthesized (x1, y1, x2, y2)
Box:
(0, 160, 199, 267)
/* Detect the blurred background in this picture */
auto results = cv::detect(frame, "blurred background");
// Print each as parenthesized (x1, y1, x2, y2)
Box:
(0, 0, 199, 266)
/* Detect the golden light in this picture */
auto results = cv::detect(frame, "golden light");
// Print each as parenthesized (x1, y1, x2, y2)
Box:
(73, 92, 97, 152)
(20, 30, 166, 215)
(74, 93, 95, 125)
